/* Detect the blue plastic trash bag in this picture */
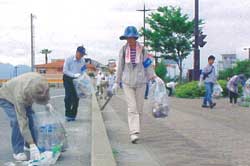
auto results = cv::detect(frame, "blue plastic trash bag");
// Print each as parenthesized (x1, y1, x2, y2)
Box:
(73, 73, 92, 98)
(148, 77, 170, 118)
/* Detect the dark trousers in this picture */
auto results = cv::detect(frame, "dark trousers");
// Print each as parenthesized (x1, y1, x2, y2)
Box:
(144, 82, 149, 99)
(166, 87, 173, 96)
(228, 90, 238, 104)
(63, 74, 79, 118)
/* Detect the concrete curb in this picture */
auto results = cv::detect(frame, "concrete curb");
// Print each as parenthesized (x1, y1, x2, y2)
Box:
(91, 94, 117, 166)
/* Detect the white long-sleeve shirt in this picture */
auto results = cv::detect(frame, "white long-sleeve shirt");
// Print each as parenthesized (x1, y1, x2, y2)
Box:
(63, 55, 85, 78)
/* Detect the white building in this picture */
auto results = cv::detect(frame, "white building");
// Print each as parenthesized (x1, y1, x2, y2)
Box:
(218, 54, 237, 71)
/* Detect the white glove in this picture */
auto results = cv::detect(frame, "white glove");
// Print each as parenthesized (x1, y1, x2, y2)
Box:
(74, 73, 81, 78)
(45, 103, 54, 112)
(229, 87, 234, 92)
(30, 144, 41, 161)
(112, 83, 118, 94)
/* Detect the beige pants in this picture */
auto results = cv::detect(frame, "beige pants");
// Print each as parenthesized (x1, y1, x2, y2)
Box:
(123, 84, 146, 135)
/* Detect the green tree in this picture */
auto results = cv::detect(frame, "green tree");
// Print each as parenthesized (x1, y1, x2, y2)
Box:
(233, 60, 250, 78)
(40, 49, 52, 64)
(155, 60, 167, 81)
(142, 6, 198, 82)
(218, 60, 250, 79)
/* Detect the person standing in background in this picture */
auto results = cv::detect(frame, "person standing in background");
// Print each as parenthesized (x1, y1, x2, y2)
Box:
(63, 46, 87, 122)
(107, 71, 116, 95)
(166, 81, 178, 96)
(200, 55, 217, 109)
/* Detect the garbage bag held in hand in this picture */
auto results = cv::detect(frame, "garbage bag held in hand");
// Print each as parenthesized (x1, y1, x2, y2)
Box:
(73, 73, 92, 98)
(213, 83, 223, 98)
(148, 77, 170, 118)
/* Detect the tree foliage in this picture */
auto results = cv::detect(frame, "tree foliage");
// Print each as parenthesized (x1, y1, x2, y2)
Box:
(218, 60, 250, 80)
(40, 49, 52, 64)
(142, 6, 197, 82)
(155, 60, 167, 81)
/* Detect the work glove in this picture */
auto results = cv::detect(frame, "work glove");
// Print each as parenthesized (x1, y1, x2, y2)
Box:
(30, 144, 41, 161)
(112, 83, 118, 94)
(74, 73, 81, 78)
(45, 103, 54, 112)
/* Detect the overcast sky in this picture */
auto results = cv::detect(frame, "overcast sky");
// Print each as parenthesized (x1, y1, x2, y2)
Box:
(0, 0, 250, 70)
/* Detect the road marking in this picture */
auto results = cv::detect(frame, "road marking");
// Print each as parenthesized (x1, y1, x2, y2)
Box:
(51, 95, 65, 99)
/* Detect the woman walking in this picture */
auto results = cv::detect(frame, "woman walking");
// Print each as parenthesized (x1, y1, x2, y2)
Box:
(113, 26, 155, 144)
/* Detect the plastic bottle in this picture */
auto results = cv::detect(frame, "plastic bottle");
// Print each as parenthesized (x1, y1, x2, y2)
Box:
(37, 126, 46, 152)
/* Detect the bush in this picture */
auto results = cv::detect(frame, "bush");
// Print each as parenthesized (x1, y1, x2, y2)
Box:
(175, 80, 242, 98)
(175, 81, 205, 98)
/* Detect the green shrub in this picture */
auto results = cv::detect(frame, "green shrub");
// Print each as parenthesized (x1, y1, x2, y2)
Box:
(175, 80, 241, 98)
(175, 81, 205, 98)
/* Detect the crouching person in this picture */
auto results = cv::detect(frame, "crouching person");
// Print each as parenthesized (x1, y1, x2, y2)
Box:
(0, 72, 50, 161)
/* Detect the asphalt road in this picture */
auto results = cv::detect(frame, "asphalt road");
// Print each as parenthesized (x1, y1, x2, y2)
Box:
(0, 88, 91, 166)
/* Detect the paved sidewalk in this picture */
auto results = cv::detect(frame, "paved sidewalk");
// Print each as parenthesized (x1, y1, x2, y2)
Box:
(104, 94, 250, 166)
(0, 88, 91, 166)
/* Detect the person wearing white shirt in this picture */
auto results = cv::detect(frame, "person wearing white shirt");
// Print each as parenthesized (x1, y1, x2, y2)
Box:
(63, 46, 86, 121)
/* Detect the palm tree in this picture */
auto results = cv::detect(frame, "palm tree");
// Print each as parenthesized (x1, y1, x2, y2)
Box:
(40, 49, 52, 64)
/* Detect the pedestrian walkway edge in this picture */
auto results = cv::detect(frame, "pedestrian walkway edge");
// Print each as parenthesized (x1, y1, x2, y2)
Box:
(91, 94, 117, 166)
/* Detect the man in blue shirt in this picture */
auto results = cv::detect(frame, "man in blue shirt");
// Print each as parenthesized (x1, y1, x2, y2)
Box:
(200, 55, 217, 109)
(63, 46, 86, 121)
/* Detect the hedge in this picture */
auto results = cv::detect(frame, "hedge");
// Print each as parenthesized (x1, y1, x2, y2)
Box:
(175, 80, 242, 98)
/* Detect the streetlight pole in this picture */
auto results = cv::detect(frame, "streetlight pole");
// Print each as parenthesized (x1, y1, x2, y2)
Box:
(193, 0, 200, 80)
(244, 48, 250, 60)
(136, 3, 152, 46)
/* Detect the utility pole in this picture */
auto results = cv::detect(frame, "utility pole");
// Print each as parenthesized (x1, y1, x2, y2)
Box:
(136, 3, 152, 46)
(193, 0, 200, 80)
(30, 13, 35, 72)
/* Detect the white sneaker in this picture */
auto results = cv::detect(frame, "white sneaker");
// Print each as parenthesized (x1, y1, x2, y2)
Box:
(24, 146, 30, 151)
(13, 153, 27, 161)
(130, 134, 139, 144)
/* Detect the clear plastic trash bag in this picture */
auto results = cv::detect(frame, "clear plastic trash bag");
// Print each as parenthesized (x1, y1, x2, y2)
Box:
(243, 79, 250, 98)
(73, 73, 92, 98)
(213, 83, 223, 98)
(148, 77, 170, 118)
(32, 104, 68, 160)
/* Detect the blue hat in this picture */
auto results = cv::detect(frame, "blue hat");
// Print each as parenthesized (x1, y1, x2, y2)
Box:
(76, 46, 87, 55)
(120, 26, 139, 40)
